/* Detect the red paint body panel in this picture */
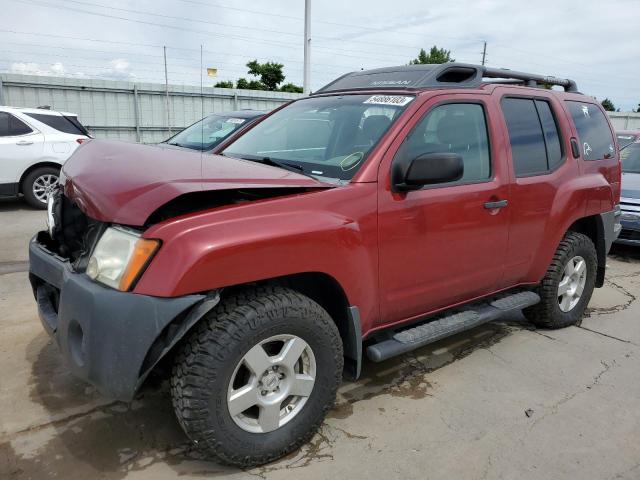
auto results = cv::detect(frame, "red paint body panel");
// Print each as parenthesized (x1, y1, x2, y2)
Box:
(63, 84, 621, 340)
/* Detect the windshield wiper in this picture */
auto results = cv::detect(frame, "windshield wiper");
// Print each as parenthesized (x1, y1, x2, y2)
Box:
(237, 155, 307, 174)
(260, 157, 305, 173)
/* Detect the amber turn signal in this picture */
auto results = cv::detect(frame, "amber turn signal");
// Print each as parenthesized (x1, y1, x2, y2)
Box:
(118, 238, 160, 291)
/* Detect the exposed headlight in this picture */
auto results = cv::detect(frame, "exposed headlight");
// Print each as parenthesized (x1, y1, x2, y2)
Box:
(86, 227, 160, 291)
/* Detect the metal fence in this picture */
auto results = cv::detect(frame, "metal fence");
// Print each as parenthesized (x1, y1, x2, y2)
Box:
(1, 73, 638, 142)
(607, 112, 640, 131)
(0, 73, 303, 143)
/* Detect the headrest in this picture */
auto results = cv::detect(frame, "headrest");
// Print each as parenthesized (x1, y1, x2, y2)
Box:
(436, 113, 477, 146)
(362, 115, 391, 140)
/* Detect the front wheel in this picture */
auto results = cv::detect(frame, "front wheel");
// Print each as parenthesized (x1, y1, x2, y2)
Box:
(171, 286, 343, 467)
(524, 231, 597, 329)
(22, 166, 60, 209)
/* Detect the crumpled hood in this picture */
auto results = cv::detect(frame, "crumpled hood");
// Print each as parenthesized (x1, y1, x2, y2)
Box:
(62, 140, 331, 225)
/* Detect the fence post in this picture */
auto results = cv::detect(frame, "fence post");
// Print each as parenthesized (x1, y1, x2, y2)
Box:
(234, 92, 238, 110)
(0, 77, 4, 106)
(133, 84, 141, 142)
(625, 115, 630, 129)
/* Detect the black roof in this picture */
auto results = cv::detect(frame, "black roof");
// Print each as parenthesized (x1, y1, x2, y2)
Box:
(314, 63, 578, 95)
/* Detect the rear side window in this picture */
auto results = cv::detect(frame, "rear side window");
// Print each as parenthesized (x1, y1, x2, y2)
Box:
(535, 100, 563, 169)
(23, 112, 87, 135)
(565, 101, 615, 160)
(0, 112, 33, 136)
(502, 98, 564, 176)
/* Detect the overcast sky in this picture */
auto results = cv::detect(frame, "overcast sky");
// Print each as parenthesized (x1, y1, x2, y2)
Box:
(1, 0, 639, 110)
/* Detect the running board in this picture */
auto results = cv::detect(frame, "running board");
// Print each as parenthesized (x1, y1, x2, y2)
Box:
(366, 291, 540, 362)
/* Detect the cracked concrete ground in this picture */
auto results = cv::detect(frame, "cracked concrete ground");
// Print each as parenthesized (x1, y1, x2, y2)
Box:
(1, 197, 640, 480)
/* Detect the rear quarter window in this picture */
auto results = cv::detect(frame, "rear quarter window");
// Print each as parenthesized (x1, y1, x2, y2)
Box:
(565, 101, 615, 160)
(23, 113, 87, 135)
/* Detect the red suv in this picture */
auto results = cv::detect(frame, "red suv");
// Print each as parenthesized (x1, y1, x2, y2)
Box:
(29, 63, 621, 467)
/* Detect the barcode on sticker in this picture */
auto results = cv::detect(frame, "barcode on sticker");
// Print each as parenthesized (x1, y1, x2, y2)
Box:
(363, 95, 413, 106)
(226, 118, 246, 124)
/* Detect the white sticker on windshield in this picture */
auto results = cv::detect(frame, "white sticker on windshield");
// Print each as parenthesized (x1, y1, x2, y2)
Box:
(363, 95, 413, 107)
(226, 118, 246, 124)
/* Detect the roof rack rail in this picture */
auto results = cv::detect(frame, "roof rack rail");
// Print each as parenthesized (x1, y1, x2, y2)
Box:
(313, 63, 578, 95)
(482, 66, 578, 92)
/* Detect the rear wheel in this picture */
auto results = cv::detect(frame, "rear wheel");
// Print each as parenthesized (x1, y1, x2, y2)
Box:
(524, 231, 597, 329)
(171, 286, 343, 467)
(22, 166, 60, 209)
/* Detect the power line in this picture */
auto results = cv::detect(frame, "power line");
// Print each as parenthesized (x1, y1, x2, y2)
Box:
(56, 0, 304, 38)
(10, 0, 301, 50)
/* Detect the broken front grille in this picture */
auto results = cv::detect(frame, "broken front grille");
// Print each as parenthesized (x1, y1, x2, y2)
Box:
(47, 191, 105, 270)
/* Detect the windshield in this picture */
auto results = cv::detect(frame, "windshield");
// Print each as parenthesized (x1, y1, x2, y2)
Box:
(617, 134, 637, 149)
(223, 94, 414, 180)
(621, 143, 640, 173)
(165, 114, 254, 151)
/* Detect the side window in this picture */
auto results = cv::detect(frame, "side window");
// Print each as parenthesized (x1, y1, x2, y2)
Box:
(0, 112, 32, 137)
(395, 103, 491, 184)
(535, 100, 563, 169)
(565, 101, 615, 160)
(502, 98, 547, 176)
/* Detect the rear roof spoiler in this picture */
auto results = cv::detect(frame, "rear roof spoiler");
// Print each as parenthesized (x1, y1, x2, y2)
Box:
(313, 63, 579, 95)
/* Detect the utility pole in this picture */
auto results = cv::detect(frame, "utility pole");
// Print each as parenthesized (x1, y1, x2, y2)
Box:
(163, 46, 171, 135)
(481, 41, 487, 66)
(303, 0, 311, 95)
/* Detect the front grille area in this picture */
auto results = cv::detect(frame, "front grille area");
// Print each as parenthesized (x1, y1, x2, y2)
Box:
(618, 229, 640, 242)
(46, 191, 105, 270)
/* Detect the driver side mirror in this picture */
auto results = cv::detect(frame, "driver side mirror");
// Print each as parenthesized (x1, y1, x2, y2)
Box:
(393, 152, 464, 191)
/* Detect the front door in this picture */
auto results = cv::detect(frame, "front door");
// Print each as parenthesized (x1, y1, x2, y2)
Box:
(377, 95, 510, 324)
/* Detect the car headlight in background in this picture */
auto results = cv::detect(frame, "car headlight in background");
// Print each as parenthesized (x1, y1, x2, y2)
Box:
(86, 227, 160, 291)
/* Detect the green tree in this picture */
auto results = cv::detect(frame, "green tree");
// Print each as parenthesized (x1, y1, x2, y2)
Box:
(279, 82, 303, 93)
(246, 59, 285, 90)
(409, 46, 454, 65)
(213, 80, 234, 88)
(601, 98, 616, 111)
(635, 103, 640, 113)
(236, 78, 266, 90)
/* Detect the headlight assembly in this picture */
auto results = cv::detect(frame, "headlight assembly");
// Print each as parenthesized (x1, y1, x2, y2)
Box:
(86, 227, 160, 291)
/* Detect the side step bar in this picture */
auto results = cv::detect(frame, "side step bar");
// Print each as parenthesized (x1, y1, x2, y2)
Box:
(366, 291, 540, 362)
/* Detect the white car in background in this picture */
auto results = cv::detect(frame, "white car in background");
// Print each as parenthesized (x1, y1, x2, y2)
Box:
(0, 106, 90, 208)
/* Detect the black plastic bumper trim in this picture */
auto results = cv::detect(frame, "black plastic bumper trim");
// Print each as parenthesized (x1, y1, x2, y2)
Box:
(29, 234, 205, 401)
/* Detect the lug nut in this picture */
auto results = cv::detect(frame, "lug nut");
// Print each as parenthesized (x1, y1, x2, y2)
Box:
(278, 373, 285, 379)
(272, 366, 278, 371)
(261, 390, 267, 396)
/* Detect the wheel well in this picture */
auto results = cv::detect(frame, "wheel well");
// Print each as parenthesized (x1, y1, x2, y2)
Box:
(18, 162, 61, 193)
(138, 272, 359, 396)
(567, 215, 606, 287)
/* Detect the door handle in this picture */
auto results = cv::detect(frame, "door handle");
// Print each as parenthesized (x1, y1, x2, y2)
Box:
(16, 140, 33, 146)
(484, 199, 508, 209)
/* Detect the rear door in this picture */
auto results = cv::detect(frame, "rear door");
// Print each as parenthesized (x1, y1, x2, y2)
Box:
(497, 93, 574, 286)
(0, 112, 45, 185)
(377, 94, 510, 324)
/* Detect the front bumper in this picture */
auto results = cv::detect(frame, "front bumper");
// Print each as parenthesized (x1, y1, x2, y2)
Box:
(29, 233, 205, 401)
(616, 222, 640, 246)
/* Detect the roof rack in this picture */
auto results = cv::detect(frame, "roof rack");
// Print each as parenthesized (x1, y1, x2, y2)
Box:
(313, 63, 579, 95)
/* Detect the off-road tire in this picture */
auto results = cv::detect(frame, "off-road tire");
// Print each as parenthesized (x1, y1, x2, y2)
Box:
(524, 231, 597, 329)
(170, 286, 343, 467)
(22, 166, 59, 209)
